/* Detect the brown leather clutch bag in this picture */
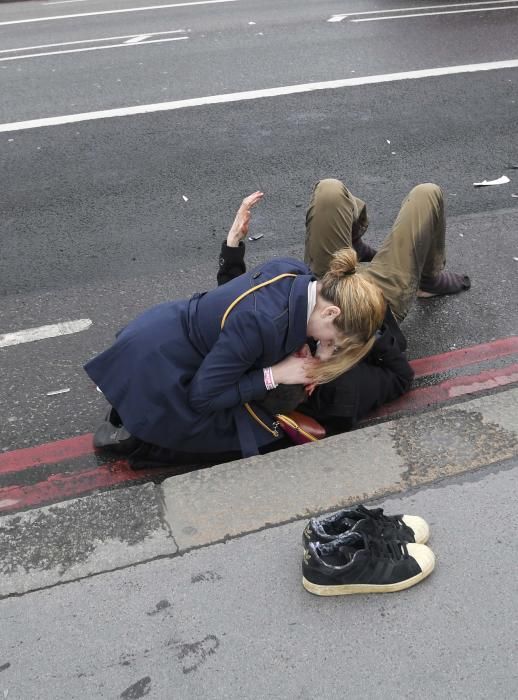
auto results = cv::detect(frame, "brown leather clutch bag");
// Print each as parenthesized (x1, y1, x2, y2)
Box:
(275, 410, 326, 445)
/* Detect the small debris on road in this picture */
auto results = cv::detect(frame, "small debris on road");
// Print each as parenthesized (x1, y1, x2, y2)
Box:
(249, 234, 264, 241)
(46, 388, 70, 397)
(473, 175, 510, 187)
(182, 195, 189, 202)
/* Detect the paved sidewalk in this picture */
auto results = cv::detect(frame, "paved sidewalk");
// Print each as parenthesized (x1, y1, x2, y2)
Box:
(2, 385, 518, 597)
(1, 456, 517, 699)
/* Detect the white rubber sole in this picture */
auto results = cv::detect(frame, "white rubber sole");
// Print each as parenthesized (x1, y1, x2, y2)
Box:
(402, 515, 430, 544)
(303, 543, 435, 596)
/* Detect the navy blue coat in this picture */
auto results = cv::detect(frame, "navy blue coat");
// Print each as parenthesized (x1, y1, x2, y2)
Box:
(85, 258, 314, 456)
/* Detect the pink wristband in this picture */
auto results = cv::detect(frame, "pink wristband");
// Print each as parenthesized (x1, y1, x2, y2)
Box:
(263, 367, 278, 391)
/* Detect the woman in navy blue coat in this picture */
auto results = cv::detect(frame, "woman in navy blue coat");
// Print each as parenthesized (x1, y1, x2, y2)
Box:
(85, 193, 386, 459)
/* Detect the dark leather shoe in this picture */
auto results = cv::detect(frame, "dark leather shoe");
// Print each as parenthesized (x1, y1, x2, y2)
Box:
(93, 420, 141, 454)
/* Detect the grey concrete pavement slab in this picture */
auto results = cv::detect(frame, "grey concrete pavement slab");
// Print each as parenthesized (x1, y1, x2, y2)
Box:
(1, 458, 517, 699)
(0, 483, 176, 597)
(162, 387, 518, 550)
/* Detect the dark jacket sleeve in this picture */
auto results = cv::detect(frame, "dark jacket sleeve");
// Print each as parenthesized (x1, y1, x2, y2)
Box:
(300, 323, 414, 432)
(188, 310, 272, 414)
(355, 324, 414, 417)
(217, 241, 247, 286)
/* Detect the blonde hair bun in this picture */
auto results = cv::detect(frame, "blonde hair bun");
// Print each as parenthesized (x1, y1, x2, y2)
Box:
(327, 247, 358, 278)
(313, 245, 386, 384)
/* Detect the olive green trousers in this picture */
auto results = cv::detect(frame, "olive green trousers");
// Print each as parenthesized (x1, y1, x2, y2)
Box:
(304, 180, 446, 322)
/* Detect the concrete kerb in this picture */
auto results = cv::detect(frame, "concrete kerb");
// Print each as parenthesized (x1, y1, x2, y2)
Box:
(161, 386, 518, 549)
(2, 386, 517, 597)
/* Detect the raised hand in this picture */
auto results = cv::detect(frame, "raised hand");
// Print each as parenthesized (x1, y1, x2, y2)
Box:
(227, 191, 264, 247)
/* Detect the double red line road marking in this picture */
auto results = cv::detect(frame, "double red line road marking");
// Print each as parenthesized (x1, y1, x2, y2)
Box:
(1, 336, 518, 516)
(372, 336, 518, 418)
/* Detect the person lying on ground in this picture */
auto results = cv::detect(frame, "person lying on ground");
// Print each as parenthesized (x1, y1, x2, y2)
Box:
(216, 181, 470, 434)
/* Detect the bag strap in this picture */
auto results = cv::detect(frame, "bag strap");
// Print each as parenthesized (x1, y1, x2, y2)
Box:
(221, 272, 298, 438)
(220, 273, 297, 329)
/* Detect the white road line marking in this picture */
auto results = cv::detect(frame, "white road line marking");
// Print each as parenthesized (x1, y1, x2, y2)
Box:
(353, 6, 518, 21)
(0, 36, 188, 62)
(125, 34, 152, 44)
(0, 0, 239, 27)
(0, 319, 92, 348)
(327, 0, 518, 21)
(0, 30, 186, 55)
(1, 59, 517, 133)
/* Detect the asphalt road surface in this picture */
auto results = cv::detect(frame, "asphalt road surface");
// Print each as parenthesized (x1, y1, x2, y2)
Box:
(1, 0, 517, 452)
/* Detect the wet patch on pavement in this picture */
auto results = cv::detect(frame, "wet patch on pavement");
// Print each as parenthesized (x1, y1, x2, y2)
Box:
(170, 635, 220, 674)
(0, 483, 176, 597)
(120, 676, 152, 699)
(146, 599, 171, 616)
(392, 408, 518, 486)
(191, 571, 222, 584)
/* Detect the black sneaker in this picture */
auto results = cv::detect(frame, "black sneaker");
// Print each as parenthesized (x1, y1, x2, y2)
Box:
(302, 504, 429, 547)
(302, 531, 435, 596)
